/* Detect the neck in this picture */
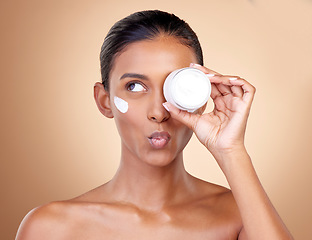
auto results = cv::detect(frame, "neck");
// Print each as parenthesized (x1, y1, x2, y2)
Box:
(106, 147, 194, 212)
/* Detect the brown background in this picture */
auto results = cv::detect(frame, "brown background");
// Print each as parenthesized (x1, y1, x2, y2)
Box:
(1, 0, 311, 239)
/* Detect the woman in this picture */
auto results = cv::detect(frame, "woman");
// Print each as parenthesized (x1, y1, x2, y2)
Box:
(16, 10, 293, 239)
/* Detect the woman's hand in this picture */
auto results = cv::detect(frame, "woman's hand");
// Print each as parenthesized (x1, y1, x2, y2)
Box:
(163, 64, 256, 159)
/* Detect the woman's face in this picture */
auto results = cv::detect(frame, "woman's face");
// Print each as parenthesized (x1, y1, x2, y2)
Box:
(108, 36, 199, 166)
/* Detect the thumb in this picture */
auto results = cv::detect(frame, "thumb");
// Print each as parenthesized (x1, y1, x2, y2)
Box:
(162, 102, 199, 131)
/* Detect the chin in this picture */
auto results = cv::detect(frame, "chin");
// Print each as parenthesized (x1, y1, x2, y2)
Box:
(141, 150, 182, 168)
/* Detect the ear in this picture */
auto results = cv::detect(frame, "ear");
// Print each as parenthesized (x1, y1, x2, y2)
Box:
(94, 82, 114, 118)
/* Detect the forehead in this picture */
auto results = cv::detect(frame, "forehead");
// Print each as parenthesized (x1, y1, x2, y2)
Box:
(110, 37, 198, 82)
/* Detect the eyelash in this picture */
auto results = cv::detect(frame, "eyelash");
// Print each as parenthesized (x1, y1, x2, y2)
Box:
(125, 81, 147, 92)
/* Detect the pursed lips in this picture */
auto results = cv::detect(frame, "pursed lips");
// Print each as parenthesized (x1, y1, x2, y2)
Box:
(148, 131, 171, 149)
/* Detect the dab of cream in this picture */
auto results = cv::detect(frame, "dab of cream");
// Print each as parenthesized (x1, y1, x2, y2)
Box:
(114, 96, 128, 113)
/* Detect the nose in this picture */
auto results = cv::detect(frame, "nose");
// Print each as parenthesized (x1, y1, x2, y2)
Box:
(147, 90, 170, 123)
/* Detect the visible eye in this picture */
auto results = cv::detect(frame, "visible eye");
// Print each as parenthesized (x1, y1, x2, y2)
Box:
(126, 82, 146, 92)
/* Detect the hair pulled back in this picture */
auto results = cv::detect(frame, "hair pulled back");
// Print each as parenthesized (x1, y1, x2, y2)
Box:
(100, 10, 203, 91)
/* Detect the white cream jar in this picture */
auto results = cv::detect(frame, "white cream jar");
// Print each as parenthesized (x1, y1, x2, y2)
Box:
(163, 67, 211, 112)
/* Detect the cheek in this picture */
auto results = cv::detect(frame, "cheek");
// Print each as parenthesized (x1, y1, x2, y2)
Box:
(113, 97, 149, 153)
(174, 122, 193, 148)
(113, 95, 146, 116)
(113, 95, 146, 132)
(114, 96, 128, 113)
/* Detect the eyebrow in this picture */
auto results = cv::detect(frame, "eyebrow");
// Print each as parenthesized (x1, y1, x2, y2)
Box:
(120, 73, 149, 81)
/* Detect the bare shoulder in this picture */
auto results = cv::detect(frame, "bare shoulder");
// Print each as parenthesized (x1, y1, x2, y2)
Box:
(188, 177, 243, 230)
(16, 186, 114, 240)
(199, 178, 240, 214)
(192, 175, 234, 198)
(205, 181, 238, 206)
(16, 201, 76, 240)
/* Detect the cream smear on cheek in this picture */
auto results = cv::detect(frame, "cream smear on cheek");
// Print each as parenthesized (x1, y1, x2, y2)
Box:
(114, 96, 128, 113)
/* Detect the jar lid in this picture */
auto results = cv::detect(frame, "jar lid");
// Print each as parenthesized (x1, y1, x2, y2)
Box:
(171, 68, 211, 111)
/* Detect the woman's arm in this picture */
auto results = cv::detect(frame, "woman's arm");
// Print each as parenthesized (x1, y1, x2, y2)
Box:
(163, 63, 294, 240)
(218, 147, 293, 240)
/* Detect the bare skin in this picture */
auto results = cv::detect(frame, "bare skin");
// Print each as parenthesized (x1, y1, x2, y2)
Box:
(16, 36, 293, 240)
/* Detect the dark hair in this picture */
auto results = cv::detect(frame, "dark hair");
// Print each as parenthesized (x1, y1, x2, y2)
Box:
(100, 10, 204, 91)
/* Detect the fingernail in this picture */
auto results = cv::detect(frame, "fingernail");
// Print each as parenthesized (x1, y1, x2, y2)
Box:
(206, 74, 215, 77)
(162, 103, 170, 112)
(229, 77, 238, 81)
(190, 63, 202, 67)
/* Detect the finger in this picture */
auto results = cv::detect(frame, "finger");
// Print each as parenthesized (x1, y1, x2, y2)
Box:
(215, 83, 232, 96)
(213, 94, 227, 113)
(231, 85, 244, 97)
(162, 102, 200, 131)
(210, 83, 222, 100)
(229, 78, 256, 104)
(208, 84, 227, 114)
(209, 75, 240, 85)
(209, 75, 238, 97)
(208, 75, 246, 98)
